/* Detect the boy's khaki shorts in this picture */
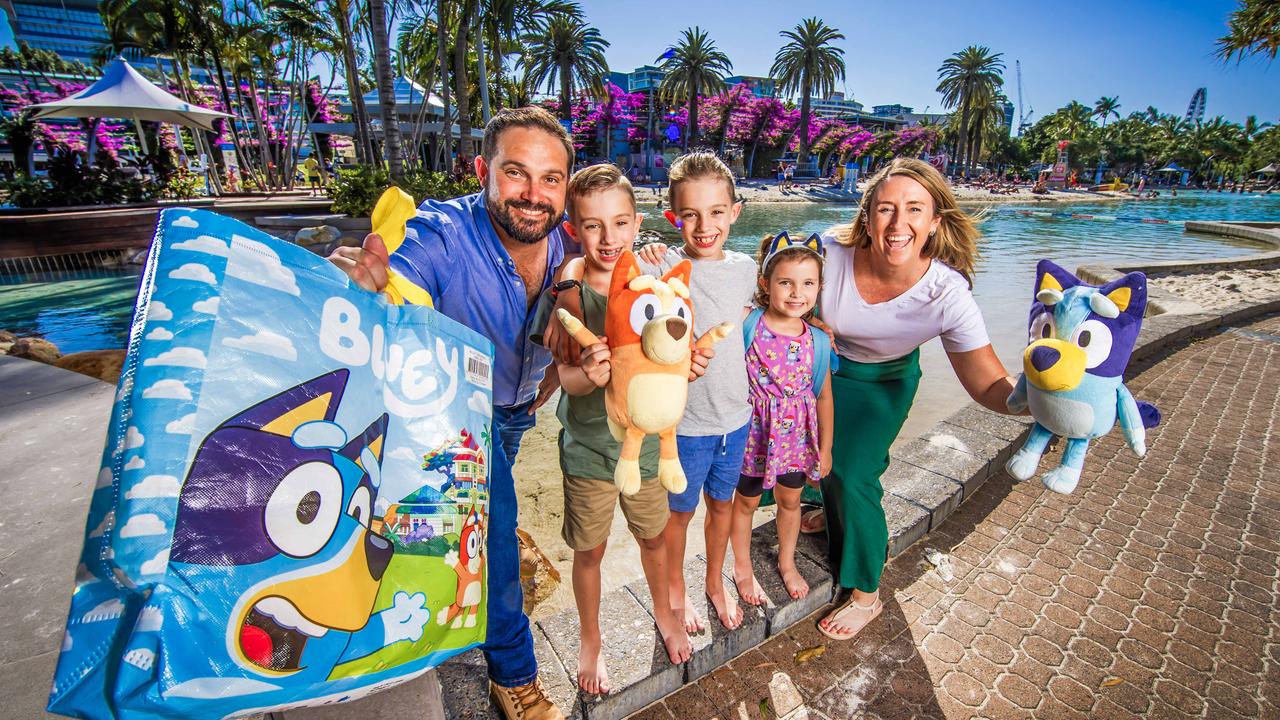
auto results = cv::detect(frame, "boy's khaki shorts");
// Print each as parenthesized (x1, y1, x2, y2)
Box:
(561, 473, 669, 551)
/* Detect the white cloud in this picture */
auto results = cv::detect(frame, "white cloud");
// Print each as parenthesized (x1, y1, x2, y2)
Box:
(124, 456, 145, 471)
(467, 390, 492, 417)
(136, 606, 164, 632)
(142, 379, 192, 401)
(166, 412, 196, 434)
(82, 599, 125, 623)
(389, 446, 420, 463)
(226, 235, 299, 295)
(126, 475, 180, 499)
(192, 296, 220, 314)
(125, 426, 145, 449)
(171, 214, 199, 229)
(146, 327, 174, 341)
(165, 677, 280, 700)
(223, 330, 297, 361)
(149, 301, 173, 321)
(96, 466, 113, 489)
(143, 347, 207, 369)
(172, 235, 229, 256)
(88, 510, 114, 538)
(139, 548, 169, 575)
(118, 513, 166, 538)
(168, 263, 217, 286)
(123, 648, 156, 671)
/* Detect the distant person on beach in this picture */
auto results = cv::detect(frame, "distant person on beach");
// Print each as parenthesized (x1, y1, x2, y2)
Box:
(302, 155, 322, 196)
(328, 106, 573, 720)
(803, 158, 1023, 641)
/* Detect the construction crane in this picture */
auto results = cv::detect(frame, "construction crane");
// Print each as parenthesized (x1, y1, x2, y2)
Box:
(1016, 60, 1034, 135)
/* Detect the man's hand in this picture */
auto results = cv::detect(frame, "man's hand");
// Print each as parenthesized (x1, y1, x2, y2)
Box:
(689, 346, 713, 382)
(529, 371, 560, 414)
(580, 340, 611, 388)
(636, 242, 670, 265)
(328, 233, 390, 292)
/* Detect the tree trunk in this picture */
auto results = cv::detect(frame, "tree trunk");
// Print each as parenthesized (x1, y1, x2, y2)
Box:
(798, 76, 812, 164)
(369, 0, 403, 178)
(436, 0, 452, 169)
(452, 0, 474, 162)
(336, 1, 374, 164)
(559, 58, 572, 121)
(475, 20, 491, 123)
(688, 80, 699, 148)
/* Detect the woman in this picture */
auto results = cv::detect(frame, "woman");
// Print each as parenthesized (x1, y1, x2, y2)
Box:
(815, 158, 1020, 640)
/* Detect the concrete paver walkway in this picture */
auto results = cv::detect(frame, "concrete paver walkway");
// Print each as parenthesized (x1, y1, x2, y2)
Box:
(631, 314, 1280, 719)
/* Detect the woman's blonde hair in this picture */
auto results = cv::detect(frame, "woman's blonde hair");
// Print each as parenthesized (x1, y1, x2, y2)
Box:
(833, 158, 981, 286)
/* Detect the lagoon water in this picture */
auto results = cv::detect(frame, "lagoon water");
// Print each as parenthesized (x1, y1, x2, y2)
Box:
(2, 190, 1276, 442)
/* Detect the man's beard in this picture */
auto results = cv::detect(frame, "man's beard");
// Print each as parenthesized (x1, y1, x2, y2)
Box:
(486, 189, 559, 245)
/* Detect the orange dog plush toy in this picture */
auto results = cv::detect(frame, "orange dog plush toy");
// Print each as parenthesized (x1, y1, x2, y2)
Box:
(557, 251, 732, 497)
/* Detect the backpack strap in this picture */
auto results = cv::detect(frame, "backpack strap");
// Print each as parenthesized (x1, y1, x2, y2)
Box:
(742, 307, 764, 350)
(809, 324, 838, 396)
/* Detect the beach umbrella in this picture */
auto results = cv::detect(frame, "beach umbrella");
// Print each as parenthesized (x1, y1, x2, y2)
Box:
(25, 57, 231, 154)
(1253, 163, 1278, 176)
(1156, 163, 1186, 173)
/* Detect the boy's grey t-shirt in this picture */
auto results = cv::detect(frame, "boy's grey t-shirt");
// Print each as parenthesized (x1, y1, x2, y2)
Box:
(640, 246, 757, 437)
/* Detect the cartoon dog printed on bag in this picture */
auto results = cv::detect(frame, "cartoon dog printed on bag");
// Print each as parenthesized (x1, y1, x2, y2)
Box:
(437, 505, 484, 629)
(1005, 260, 1161, 494)
(170, 369, 430, 682)
(556, 251, 734, 496)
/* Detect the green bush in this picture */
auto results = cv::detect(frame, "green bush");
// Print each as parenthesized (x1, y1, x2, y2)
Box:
(0, 153, 158, 208)
(162, 167, 203, 200)
(329, 165, 482, 217)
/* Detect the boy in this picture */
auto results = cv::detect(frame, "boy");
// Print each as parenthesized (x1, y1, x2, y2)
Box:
(636, 152, 758, 631)
(533, 164, 693, 694)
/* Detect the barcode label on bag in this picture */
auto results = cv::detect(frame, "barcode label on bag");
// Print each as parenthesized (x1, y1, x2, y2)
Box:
(465, 347, 492, 390)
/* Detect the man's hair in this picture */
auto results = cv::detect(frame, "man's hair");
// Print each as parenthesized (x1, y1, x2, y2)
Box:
(566, 163, 636, 219)
(481, 106, 574, 173)
(667, 151, 736, 206)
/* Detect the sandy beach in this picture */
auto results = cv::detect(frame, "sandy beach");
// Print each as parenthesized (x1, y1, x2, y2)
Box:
(1150, 266, 1280, 311)
(629, 181, 1134, 206)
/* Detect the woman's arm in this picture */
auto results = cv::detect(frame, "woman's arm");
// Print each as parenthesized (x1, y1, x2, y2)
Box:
(946, 344, 1023, 414)
(817, 369, 834, 477)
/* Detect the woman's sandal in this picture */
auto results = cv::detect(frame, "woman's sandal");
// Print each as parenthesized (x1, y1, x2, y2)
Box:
(799, 508, 826, 535)
(817, 596, 883, 641)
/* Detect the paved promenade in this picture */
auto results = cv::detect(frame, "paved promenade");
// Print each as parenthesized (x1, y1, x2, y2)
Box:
(631, 313, 1280, 719)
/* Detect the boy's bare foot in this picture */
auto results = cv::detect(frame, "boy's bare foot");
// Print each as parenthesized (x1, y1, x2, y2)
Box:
(779, 565, 809, 599)
(670, 590, 705, 633)
(576, 638, 609, 695)
(655, 612, 693, 664)
(733, 571, 767, 606)
(706, 588, 743, 630)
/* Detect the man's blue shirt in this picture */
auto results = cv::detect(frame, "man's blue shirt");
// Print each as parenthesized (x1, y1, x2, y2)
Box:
(389, 191, 567, 409)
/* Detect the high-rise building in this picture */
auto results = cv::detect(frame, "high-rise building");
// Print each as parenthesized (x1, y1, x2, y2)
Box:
(1, 0, 107, 65)
(724, 75, 776, 98)
(1184, 88, 1207, 125)
(626, 65, 666, 94)
(808, 91, 863, 118)
(872, 104, 913, 117)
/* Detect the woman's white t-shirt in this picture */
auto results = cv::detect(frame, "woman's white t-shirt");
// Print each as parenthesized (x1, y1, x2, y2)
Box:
(820, 241, 990, 363)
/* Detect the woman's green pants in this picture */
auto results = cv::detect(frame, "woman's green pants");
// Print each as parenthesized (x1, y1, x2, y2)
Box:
(820, 349, 921, 592)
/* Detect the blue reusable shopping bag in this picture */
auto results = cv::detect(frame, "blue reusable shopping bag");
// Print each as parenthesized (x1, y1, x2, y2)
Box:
(48, 208, 495, 719)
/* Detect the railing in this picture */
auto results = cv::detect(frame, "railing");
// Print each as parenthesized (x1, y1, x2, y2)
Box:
(0, 249, 137, 284)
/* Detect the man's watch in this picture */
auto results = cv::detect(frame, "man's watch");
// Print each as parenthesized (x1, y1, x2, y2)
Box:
(550, 279, 582, 299)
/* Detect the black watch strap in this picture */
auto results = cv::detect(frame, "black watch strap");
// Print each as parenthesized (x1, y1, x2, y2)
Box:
(551, 279, 582, 298)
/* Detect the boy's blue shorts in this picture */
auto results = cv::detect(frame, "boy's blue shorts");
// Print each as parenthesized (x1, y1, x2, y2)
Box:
(668, 423, 750, 513)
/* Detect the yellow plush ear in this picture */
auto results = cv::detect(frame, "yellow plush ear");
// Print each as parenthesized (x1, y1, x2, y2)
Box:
(1038, 272, 1063, 296)
(371, 187, 416, 254)
(1106, 286, 1132, 312)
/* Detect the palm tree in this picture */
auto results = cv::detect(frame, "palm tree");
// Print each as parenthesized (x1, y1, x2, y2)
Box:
(658, 27, 732, 148)
(521, 14, 610, 121)
(1217, 0, 1280, 62)
(368, 0, 403, 177)
(474, 1, 579, 120)
(936, 45, 1005, 172)
(1094, 96, 1120, 127)
(770, 17, 845, 168)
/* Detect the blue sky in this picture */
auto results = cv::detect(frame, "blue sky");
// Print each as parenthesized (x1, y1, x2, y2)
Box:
(577, 0, 1279, 125)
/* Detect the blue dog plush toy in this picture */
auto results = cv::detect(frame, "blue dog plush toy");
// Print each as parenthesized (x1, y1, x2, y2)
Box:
(1006, 260, 1160, 494)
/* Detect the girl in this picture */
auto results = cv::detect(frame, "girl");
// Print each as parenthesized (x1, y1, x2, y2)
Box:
(728, 232, 835, 604)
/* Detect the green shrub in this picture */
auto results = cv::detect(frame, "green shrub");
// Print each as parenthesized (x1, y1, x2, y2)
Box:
(162, 167, 203, 200)
(0, 153, 158, 208)
(329, 165, 483, 217)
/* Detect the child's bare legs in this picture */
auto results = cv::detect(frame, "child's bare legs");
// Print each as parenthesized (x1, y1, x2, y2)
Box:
(636, 532, 692, 664)
(663, 509, 704, 632)
(703, 495, 743, 629)
(775, 484, 809, 599)
(729, 490, 767, 606)
(572, 541, 608, 694)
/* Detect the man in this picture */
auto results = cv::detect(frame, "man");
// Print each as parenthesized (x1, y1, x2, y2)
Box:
(329, 106, 573, 720)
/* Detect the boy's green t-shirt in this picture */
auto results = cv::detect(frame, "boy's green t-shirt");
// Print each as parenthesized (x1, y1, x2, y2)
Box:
(541, 284, 661, 480)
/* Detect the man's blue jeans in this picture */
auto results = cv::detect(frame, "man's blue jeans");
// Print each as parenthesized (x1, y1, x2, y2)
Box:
(482, 401, 539, 687)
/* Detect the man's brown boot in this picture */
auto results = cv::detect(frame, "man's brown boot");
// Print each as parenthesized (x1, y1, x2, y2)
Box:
(489, 678, 564, 720)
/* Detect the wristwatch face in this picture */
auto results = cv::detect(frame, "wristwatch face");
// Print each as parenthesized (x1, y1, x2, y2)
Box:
(554, 280, 580, 291)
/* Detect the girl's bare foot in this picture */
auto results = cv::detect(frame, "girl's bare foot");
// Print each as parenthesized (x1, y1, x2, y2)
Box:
(706, 587, 743, 630)
(734, 571, 767, 606)
(670, 590, 705, 633)
(779, 565, 809, 599)
(655, 611, 693, 664)
(577, 637, 609, 694)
